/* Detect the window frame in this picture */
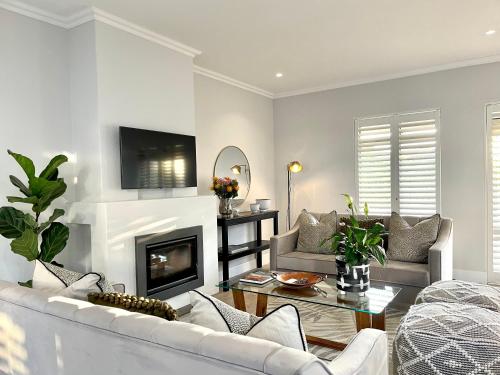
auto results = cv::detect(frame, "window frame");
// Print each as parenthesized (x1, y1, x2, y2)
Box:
(486, 102, 500, 284)
(354, 109, 441, 216)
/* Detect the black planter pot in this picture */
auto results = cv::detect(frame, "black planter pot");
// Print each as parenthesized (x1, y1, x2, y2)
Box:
(335, 255, 370, 294)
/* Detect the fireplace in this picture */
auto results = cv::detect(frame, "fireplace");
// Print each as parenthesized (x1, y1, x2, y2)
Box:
(135, 226, 204, 299)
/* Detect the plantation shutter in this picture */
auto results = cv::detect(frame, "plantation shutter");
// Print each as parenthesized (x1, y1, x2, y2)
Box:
(488, 104, 500, 282)
(356, 110, 440, 216)
(397, 111, 440, 216)
(356, 116, 392, 215)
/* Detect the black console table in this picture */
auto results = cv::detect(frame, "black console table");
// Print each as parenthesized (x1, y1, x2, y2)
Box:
(218, 210, 279, 285)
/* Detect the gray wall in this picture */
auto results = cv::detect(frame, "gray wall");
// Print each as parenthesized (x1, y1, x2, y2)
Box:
(274, 62, 500, 282)
(0, 9, 73, 282)
(194, 74, 275, 277)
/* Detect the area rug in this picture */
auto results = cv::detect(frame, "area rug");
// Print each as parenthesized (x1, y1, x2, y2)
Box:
(267, 297, 406, 366)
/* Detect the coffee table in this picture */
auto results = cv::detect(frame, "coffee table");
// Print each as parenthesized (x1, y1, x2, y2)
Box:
(219, 270, 401, 351)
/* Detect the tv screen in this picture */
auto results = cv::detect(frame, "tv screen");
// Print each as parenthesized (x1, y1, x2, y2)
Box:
(119, 126, 197, 189)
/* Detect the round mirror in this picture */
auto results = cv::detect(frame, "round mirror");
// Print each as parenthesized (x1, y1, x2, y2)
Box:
(213, 146, 251, 207)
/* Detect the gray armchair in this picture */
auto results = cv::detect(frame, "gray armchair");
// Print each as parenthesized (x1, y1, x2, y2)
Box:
(270, 213, 453, 305)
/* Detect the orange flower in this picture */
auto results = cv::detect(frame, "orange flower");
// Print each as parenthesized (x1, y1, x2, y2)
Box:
(234, 185, 239, 191)
(226, 186, 233, 192)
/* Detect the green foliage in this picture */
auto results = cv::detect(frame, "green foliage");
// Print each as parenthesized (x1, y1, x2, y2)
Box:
(18, 280, 33, 288)
(322, 194, 387, 267)
(39, 222, 69, 262)
(0, 150, 70, 268)
(10, 229, 38, 261)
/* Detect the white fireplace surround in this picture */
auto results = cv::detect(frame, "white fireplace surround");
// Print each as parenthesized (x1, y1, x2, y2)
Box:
(67, 195, 218, 309)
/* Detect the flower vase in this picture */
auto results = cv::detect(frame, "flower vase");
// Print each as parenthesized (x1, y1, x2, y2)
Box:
(219, 198, 233, 216)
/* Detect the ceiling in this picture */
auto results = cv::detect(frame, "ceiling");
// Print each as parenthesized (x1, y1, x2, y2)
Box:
(12, 0, 500, 96)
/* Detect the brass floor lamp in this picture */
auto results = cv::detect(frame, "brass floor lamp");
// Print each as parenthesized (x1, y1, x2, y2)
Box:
(287, 161, 303, 230)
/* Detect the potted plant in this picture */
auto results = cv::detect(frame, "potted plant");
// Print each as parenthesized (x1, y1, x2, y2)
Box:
(210, 177, 239, 216)
(0, 150, 70, 286)
(322, 194, 386, 294)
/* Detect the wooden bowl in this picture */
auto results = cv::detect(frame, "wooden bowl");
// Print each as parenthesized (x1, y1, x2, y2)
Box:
(271, 271, 325, 289)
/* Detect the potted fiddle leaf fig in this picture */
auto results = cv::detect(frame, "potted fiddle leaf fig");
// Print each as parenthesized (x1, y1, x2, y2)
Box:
(0, 150, 70, 286)
(322, 194, 386, 294)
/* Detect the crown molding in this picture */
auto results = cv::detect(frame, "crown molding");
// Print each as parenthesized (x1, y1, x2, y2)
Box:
(0, 0, 69, 28)
(194, 65, 274, 99)
(274, 54, 500, 99)
(0, 2, 201, 57)
(91, 8, 201, 57)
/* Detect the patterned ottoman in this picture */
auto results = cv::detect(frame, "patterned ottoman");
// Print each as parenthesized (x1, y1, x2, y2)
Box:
(393, 302, 500, 374)
(416, 280, 500, 312)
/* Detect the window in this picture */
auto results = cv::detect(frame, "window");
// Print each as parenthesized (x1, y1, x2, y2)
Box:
(487, 103, 500, 283)
(356, 110, 440, 216)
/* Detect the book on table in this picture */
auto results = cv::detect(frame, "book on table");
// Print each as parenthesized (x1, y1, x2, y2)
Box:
(240, 272, 273, 285)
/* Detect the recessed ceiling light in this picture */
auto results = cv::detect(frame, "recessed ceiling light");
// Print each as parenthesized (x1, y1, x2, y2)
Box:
(485, 29, 496, 36)
(275, 72, 283, 78)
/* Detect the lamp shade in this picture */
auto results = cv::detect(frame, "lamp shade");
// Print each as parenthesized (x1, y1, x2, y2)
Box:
(288, 161, 303, 173)
(231, 165, 241, 174)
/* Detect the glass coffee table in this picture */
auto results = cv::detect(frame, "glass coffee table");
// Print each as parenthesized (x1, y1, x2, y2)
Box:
(219, 269, 401, 350)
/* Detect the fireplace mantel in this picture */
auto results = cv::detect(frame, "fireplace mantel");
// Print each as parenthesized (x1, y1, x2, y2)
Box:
(66, 195, 218, 308)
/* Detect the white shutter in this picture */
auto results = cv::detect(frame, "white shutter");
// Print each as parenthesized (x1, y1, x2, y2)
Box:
(397, 111, 440, 216)
(488, 103, 500, 282)
(356, 117, 392, 215)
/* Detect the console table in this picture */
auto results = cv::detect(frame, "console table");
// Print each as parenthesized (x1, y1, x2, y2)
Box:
(217, 210, 279, 286)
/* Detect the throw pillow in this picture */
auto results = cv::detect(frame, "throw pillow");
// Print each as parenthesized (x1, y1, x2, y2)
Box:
(296, 209, 337, 254)
(387, 212, 440, 263)
(32, 260, 115, 300)
(189, 290, 307, 351)
(88, 292, 177, 320)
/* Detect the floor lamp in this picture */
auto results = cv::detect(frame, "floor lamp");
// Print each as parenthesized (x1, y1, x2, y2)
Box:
(287, 161, 303, 230)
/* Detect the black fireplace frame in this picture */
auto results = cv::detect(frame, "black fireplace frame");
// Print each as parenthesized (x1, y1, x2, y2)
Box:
(135, 226, 204, 300)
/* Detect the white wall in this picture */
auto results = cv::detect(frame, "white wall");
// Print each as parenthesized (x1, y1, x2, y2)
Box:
(94, 21, 197, 202)
(194, 74, 276, 277)
(0, 9, 73, 283)
(274, 62, 500, 282)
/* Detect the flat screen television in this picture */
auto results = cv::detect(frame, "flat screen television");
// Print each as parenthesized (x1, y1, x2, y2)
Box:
(119, 126, 197, 189)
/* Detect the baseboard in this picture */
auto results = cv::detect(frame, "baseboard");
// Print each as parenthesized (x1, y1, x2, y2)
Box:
(453, 269, 487, 283)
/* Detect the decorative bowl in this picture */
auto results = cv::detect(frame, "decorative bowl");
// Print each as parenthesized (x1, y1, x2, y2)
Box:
(270, 271, 325, 289)
(250, 203, 260, 213)
(256, 199, 271, 211)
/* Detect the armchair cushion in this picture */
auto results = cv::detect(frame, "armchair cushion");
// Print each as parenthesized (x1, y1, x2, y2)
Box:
(387, 212, 440, 263)
(297, 209, 337, 254)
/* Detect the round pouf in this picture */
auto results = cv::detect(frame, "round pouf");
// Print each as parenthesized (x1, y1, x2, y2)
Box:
(393, 302, 500, 374)
(416, 280, 500, 312)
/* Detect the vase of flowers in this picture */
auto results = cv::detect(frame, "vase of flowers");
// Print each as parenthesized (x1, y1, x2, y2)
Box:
(322, 194, 386, 294)
(211, 177, 239, 216)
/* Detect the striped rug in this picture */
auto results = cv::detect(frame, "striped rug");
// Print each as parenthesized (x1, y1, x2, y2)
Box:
(267, 297, 406, 368)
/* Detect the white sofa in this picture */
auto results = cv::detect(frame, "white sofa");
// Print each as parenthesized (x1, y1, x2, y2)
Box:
(0, 281, 388, 375)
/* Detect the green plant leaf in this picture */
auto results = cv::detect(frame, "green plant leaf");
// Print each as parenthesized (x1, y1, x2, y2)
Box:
(23, 213, 37, 229)
(38, 208, 65, 233)
(10, 229, 38, 261)
(8, 150, 35, 179)
(39, 154, 68, 181)
(370, 245, 386, 266)
(0, 206, 27, 239)
(18, 280, 33, 288)
(39, 222, 69, 262)
(9, 175, 31, 196)
(364, 202, 369, 217)
(7, 196, 39, 205)
(28, 177, 67, 214)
